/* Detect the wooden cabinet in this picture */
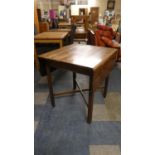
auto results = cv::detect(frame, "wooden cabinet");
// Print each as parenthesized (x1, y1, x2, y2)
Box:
(34, 0, 40, 33)
(90, 7, 99, 24)
(71, 15, 88, 42)
(79, 8, 88, 16)
(34, 0, 40, 70)
(37, 9, 42, 22)
(71, 15, 88, 30)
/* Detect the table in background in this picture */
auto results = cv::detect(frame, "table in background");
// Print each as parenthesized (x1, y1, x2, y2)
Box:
(49, 28, 71, 33)
(34, 31, 69, 70)
(58, 22, 71, 29)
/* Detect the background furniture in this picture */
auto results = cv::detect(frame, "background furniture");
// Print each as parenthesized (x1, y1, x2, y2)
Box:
(34, 31, 68, 48)
(49, 28, 71, 32)
(87, 28, 95, 46)
(34, 0, 40, 70)
(71, 15, 88, 30)
(71, 15, 88, 43)
(79, 8, 88, 16)
(90, 7, 99, 25)
(34, 31, 69, 75)
(74, 27, 87, 43)
(87, 26, 121, 62)
(37, 8, 42, 22)
(58, 22, 71, 29)
(34, 0, 39, 33)
(39, 22, 49, 33)
(49, 24, 76, 45)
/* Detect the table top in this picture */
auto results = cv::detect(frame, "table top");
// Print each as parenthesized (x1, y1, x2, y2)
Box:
(49, 28, 71, 32)
(39, 44, 117, 74)
(75, 27, 87, 34)
(34, 32, 68, 40)
(58, 22, 71, 26)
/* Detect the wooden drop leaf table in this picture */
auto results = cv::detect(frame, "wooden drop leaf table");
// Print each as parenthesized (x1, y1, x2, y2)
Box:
(39, 44, 117, 124)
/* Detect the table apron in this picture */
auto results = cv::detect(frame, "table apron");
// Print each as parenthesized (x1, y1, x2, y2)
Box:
(93, 56, 116, 90)
(45, 60, 93, 76)
(34, 39, 62, 45)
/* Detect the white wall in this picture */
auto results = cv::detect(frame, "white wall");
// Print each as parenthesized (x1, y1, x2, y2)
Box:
(71, 0, 121, 16)
(37, 0, 121, 17)
(115, 0, 121, 14)
(71, 0, 108, 16)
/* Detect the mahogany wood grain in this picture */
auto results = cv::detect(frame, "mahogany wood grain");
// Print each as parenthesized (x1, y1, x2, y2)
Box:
(54, 86, 104, 97)
(103, 76, 109, 98)
(39, 44, 117, 76)
(34, 46, 40, 70)
(87, 76, 95, 123)
(46, 64, 55, 107)
(39, 44, 117, 123)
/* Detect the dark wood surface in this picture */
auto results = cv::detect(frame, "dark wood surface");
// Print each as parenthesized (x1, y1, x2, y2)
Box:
(39, 44, 117, 123)
(46, 64, 55, 107)
(39, 44, 117, 76)
(58, 22, 71, 26)
(71, 15, 88, 30)
(58, 22, 71, 28)
(49, 28, 71, 33)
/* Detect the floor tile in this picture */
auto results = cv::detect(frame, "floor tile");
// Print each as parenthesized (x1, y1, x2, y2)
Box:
(89, 121, 121, 145)
(34, 121, 39, 133)
(38, 76, 47, 84)
(93, 92, 121, 121)
(34, 92, 49, 105)
(89, 145, 120, 155)
(116, 62, 121, 70)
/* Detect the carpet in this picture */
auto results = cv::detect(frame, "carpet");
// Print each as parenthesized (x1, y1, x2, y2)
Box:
(34, 68, 121, 155)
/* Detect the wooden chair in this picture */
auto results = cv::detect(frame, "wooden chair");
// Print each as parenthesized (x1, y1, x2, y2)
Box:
(87, 28, 95, 45)
(39, 22, 49, 33)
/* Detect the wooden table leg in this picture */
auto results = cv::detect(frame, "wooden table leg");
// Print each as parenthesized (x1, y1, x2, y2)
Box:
(103, 76, 109, 98)
(87, 76, 94, 124)
(34, 45, 40, 70)
(45, 63, 55, 107)
(60, 40, 63, 48)
(73, 72, 76, 89)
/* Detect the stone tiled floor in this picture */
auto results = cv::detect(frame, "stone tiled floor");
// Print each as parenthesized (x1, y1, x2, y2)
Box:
(34, 92, 49, 105)
(34, 121, 39, 133)
(89, 145, 120, 155)
(93, 92, 121, 121)
(34, 66, 121, 155)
